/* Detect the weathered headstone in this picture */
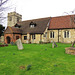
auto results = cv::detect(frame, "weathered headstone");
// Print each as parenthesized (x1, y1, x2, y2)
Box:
(52, 41, 57, 48)
(54, 42, 57, 47)
(71, 41, 75, 47)
(52, 41, 54, 48)
(16, 39, 23, 50)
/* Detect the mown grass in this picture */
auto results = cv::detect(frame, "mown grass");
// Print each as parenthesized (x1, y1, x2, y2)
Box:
(0, 43, 75, 75)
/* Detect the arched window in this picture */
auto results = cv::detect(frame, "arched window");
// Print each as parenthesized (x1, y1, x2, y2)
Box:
(50, 31, 54, 38)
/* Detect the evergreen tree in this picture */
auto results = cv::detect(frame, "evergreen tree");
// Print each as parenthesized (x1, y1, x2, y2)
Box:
(0, 24, 5, 37)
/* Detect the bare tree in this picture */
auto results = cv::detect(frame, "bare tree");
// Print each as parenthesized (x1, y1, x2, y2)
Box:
(0, 0, 9, 21)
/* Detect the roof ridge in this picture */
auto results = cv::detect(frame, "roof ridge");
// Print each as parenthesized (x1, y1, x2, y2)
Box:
(51, 14, 75, 18)
(18, 17, 51, 23)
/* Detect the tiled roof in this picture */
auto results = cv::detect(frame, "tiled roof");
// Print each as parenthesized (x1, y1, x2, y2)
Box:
(4, 26, 22, 34)
(11, 27, 22, 34)
(5, 15, 75, 34)
(17, 17, 50, 34)
(49, 15, 75, 29)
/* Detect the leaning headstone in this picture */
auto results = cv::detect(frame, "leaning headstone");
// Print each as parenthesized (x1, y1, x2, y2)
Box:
(71, 41, 75, 47)
(16, 39, 24, 50)
(54, 42, 57, 47)
(52, 41, 57, 48)
(52, 41, 54, 48)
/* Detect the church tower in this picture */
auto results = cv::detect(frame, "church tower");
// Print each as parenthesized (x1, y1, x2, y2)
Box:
(7, 12, 22, 27)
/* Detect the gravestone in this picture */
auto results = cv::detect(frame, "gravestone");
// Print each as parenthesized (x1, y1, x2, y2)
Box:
(16, 39, 23, 50)
(71, 41, 75, 47)
(54, 42, 57, 47)
(52, 41, 57, 48)
(52, 41, 54, 48)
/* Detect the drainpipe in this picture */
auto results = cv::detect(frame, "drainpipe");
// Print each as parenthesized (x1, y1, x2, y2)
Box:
(58, 29, 59, 42)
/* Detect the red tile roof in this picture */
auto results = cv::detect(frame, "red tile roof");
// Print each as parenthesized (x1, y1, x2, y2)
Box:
(11, 27, 22, 34)
(49, 15, 75, 29)
(4, 26, 22, 34)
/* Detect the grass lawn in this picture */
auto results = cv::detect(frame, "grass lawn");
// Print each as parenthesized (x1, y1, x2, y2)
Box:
(0, 43, 75, 75)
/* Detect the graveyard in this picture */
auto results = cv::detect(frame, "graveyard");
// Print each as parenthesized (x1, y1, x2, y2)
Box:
(0, 43, 75, 75)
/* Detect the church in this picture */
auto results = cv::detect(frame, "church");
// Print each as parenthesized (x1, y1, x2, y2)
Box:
(4, 12, 75, 44)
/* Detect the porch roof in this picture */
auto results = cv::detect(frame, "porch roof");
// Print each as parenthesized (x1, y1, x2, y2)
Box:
(4, 26, 22, 34)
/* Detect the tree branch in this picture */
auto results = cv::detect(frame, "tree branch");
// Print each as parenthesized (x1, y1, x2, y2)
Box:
(0, 0, 9, 7)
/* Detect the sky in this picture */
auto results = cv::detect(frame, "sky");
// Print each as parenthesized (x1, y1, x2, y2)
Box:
(3, 0, 75, 27)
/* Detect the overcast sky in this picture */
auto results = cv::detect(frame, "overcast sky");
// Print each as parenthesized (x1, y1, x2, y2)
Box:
(3, 0, 75, 27)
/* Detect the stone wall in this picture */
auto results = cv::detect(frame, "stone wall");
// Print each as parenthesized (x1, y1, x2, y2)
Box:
(65, 47, 75, 55)
(22, 35, 27, 43)
(31, 34, 41, 43)
(22, 34, 42, 43)
(59, 29, 75, 43)
(48, 29, 75, 43)
(22, 29, 75, 44)
(47, 30, 58, 42)
(4, 28, 75, 44)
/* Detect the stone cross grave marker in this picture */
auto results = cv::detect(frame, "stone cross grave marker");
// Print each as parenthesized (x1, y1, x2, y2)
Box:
(71, 41, 75, 47)
(16, 39, 24, 50)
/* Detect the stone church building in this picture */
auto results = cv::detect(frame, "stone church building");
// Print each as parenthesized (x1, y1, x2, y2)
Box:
(4, 12, 75, 44)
